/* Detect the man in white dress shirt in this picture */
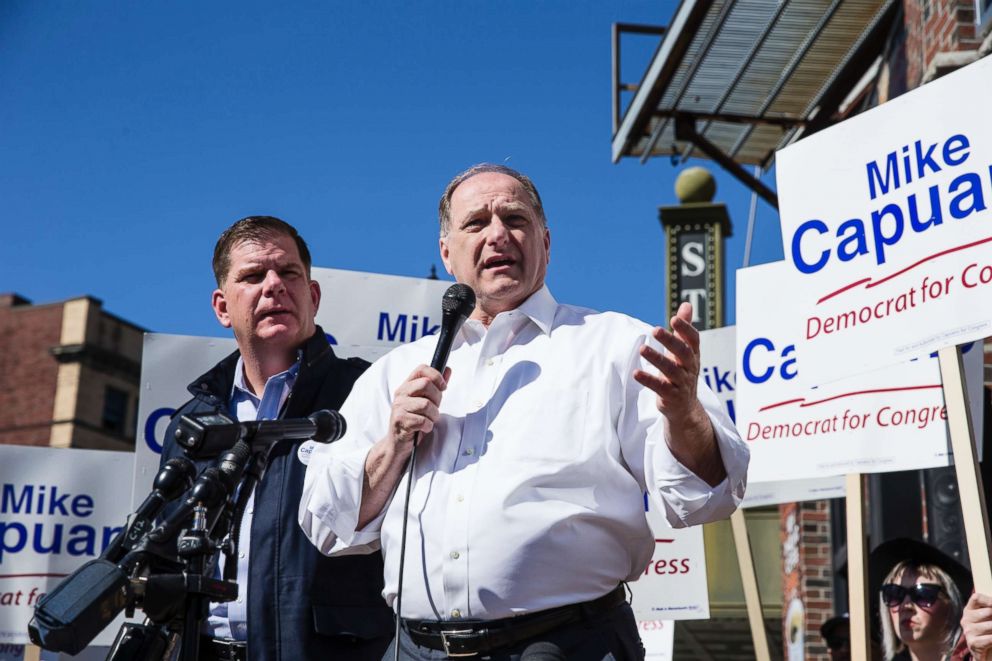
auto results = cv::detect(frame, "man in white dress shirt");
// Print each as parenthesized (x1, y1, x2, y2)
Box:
(300, 164, 749, 659)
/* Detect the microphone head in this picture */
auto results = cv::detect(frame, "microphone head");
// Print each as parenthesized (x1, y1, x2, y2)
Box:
(441, 283, 476, 320)
(520, 641, 566, 660)
(154, 457, 197, 499)
(309, 409, 347, 444)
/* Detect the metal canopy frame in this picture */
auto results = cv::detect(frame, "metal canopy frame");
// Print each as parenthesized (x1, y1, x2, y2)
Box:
(611, 0, 900, 207)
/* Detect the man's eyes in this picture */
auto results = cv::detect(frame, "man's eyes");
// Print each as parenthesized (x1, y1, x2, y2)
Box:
(238, 267, 301, 282)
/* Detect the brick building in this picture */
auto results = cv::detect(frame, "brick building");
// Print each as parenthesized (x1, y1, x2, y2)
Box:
(612, 0, 990, 657)
(0, 293, 144, 451)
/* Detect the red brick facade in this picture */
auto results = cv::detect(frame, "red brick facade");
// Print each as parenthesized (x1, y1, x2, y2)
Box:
(781, 500, 835, 660)
(0, 295, 63, 446)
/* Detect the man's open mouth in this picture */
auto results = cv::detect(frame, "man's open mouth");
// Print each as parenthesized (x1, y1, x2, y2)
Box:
(483, 256, 516, 269)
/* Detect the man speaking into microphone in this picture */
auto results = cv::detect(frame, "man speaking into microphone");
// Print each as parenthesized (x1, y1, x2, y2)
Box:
(300, 165, 749, 659)
(158, 216, 392, 660)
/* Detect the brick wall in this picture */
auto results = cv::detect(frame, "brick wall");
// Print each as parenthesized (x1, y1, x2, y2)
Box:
(781, 500, 835, 660)
(900, 0, 984, 88)
(0, 298, 63, 446)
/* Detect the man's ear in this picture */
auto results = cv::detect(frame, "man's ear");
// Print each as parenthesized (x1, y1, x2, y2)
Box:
(309, 279, 321, 314)
(439, 236, 454, 275)
(544, 227, 551, 265)
(211, 289, 232, 328)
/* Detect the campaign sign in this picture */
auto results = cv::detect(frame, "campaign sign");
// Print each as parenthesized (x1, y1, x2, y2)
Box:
(638, 619, 675, 659)
(314, 267, 453, 347)
(131, 267, 451, 505)
(629, 500, 709, 621)
(776, 56, 992, 384)
(697, 325, 846, 506)
(736, 261, 983, 482)
(0, 445, 132, 645)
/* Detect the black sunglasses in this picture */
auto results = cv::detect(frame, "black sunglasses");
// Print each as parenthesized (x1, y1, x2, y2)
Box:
(880, 583, 944, 608)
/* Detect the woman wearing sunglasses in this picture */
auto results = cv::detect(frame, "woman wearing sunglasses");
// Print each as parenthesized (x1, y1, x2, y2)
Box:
(872, 539, 973, 661)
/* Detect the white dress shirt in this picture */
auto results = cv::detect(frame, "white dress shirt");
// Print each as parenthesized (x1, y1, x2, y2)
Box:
(300, 286, 747, 621)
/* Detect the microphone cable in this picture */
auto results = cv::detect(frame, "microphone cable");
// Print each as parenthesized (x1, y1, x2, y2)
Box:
(393, 283, 475, 661)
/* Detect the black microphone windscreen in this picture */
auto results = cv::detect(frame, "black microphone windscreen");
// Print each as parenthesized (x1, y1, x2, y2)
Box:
(520, 641, 566, 660)
(309, 409, 347, 443)
(442, 283, 476, 318)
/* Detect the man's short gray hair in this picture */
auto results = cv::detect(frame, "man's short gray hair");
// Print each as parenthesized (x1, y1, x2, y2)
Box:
(438, 164, 547, 236)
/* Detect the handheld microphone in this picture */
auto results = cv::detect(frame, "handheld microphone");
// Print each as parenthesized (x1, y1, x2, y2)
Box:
(394, 284, 475, 661)
(521, 642, 567, 660)
(430, 283, 477, 371)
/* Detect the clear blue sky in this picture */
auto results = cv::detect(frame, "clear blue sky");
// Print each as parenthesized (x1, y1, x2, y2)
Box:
(0, 1, 784, 339)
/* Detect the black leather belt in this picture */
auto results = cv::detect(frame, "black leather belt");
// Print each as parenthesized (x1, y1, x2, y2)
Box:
(199, 636, 247, 661)
(403, 585, 626, 657)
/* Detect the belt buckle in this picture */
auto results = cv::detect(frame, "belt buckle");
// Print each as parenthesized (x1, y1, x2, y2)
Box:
(440, 628, 481, 657)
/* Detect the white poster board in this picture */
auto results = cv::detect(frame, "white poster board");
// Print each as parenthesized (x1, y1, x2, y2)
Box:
(638, 619, 676, 659)
(0, 445, 132, 646)
(736, 261, 983, 482)
(132, 267, 453, 504)
(776, 56, 992, 384)
(628, 502, 710, 621)
(698, 325, 847, 506)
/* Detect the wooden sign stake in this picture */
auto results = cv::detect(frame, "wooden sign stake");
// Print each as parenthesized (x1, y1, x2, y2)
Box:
(938, 344, 992, 593)
(730, 509, 771, 661)
(846, 473, 870, 661)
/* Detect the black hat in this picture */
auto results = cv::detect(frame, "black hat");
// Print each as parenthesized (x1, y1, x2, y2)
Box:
(820, 613, 848, 639)
(869, 538, 973, 600)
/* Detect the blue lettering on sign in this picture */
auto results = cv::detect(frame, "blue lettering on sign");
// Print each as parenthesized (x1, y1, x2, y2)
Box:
(0, 483, 120, 563)
(702, 365, 734, 394)
(144, 407, 175, 455)
(377, 313, 440, 343)
(0, 522, 122, 563)
(741, 337, 798, 384)
(791, 132, 987, 275)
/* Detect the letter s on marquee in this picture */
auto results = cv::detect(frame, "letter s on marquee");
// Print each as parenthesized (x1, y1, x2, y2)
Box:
(742, 338, 775, 384)
(791, 219, 831, 274)
(144, 407, 176, 454)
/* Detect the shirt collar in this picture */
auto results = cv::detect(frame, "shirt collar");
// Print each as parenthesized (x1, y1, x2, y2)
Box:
(514, 285, 557, 336)
(231, 352, 302, 401)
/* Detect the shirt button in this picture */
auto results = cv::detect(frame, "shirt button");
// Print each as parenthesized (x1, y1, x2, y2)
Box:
(456, 494, 464, 502)
(464, 448, 474, 456)
(451, 609, 461, 619)
(450, 551, 460, 560)
(239, 552, 246, 559)
(486, 359, 495, 367)
(237, 598, 244, 604)
(473, 400, 483, 408)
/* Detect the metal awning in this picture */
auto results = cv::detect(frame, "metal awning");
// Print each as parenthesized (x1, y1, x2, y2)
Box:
(612, 0, 899, 205)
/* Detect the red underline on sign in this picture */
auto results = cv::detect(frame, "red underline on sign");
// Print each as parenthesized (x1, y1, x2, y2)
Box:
(758, 398, 805, 412)
(817, 278, 872, 304)
(655, 539, 674, 544)
(759, 385, 942, 412)
(815, 235, 992, 305)
(799, 384, 942, 407)
(0, 573, 68, 579)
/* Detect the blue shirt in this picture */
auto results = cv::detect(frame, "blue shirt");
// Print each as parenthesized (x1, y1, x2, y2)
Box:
(204, 355, 300, 641)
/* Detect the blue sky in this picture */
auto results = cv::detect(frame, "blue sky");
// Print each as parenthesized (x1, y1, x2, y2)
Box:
(0, 1, 784, 339)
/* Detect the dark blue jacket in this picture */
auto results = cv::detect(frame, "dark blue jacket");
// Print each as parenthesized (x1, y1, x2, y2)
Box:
(159, 328, 393, 661)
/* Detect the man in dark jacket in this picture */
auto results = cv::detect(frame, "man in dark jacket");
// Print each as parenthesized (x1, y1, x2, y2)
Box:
(158, 216, 392, 661)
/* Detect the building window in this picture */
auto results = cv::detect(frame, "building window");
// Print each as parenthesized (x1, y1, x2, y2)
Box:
(102, 386, 129, 435)
(979, 0, 992, 32)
